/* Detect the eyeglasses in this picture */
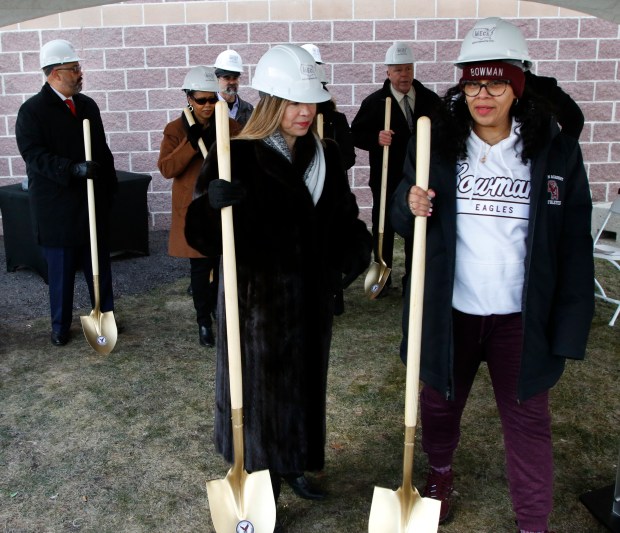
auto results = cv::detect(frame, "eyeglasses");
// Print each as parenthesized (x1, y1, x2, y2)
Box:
(54, 65, 82, 74)
(460, 80, 510, 97)
(190, 95, 219, 105)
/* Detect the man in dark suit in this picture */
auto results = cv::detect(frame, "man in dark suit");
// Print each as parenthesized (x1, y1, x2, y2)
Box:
(351, 42, 440, 296)
(15, 39, 117, 346)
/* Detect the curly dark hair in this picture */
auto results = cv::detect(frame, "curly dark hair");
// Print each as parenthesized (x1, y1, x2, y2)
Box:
(434, 82, 551, 165)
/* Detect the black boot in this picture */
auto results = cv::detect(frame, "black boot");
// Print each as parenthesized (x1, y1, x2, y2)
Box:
(198, 324, 214, 347)
(284, 473, 326, 501)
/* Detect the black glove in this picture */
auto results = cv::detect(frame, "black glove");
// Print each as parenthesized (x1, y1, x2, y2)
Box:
(70, 161, 99, 180)
(208, 179, 246, 209)
(187, 123, 204, 150)
(342, 250, 371, 289)
(201, 124, 217, 151)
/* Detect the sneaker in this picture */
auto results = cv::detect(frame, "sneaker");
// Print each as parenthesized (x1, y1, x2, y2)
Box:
(423, 468, 454, 523)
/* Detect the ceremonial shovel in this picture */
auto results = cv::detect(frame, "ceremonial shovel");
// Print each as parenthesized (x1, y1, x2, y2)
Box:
(368, 116, 441, 532)
(80, 119, 117, 355)
(205, 101, 277, 533)
(317, 112, 324, 139)
(364, 96, 392, 299)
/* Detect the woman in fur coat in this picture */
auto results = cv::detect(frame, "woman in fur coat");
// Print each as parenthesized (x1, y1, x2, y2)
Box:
(185, 45, 372, 509)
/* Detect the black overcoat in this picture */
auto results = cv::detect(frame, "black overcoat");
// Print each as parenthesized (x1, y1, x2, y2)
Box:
(234, 97, 254, 126)
(15, 83, 116, 247)
(351, 78, 441, 197)
(186, 134, 371, 473)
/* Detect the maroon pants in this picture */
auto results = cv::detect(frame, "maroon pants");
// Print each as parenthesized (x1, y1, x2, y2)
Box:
(420, 309, 552, 532)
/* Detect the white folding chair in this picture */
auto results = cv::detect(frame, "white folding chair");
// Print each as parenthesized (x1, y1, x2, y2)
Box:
(593, 197, 620, 326)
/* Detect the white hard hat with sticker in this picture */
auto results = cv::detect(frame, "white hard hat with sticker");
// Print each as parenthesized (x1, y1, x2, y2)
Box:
(251, 44, 330, 103)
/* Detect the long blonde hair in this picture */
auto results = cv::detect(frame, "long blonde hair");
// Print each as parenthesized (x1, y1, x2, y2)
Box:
(237, 94, 317, 141)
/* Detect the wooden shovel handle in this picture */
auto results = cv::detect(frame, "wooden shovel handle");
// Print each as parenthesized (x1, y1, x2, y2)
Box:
(183, 107, 208, 159)
(404, 116, 431, 428)
(317, 113, 324, 139)
(215, 101, 243, 411)
(377, 97, 391, 240)
(83, 119, 99, 282)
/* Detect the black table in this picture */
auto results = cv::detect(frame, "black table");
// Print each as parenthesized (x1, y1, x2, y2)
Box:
(0, 170, 152, 283)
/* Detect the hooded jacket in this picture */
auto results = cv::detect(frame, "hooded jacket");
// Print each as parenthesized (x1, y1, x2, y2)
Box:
(390, 120, 594, 402)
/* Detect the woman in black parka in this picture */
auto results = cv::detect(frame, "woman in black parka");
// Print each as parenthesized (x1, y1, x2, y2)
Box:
(389, 18, 594, 533)
(185, 45, 372, 511)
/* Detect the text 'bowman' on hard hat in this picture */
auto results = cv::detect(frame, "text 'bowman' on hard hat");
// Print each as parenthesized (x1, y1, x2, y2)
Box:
(251, 44, 331, 104)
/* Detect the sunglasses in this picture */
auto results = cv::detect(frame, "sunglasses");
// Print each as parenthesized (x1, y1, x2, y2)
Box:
(190, 95, 219, 105)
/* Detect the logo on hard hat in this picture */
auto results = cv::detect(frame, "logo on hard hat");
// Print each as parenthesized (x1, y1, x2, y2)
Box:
(473, 26, 497, 42)
(300, 64, 317, 80)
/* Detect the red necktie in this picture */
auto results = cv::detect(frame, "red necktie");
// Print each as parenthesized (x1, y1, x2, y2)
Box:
(65, 98, 77, 117)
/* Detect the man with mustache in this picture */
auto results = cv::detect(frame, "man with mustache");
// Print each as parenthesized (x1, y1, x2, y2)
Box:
(15, 39, 117, 347)
(214, 49, 254, 126)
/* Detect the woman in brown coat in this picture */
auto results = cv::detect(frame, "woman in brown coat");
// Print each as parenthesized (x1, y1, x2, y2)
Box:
(158, 66, 241, 346)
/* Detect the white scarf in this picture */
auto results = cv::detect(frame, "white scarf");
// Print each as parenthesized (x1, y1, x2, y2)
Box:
(263, 131, 326, 205)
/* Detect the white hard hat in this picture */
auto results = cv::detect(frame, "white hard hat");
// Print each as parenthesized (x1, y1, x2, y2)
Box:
(182, 66, 220, 92)
(456, 17, 532, 70)
(214, 49, 243, 73)
(40, 39, 80, 69)
(316, 63, 328, 84)
(384, 42, 414, 65)
(251, 44, 331, 104)
(301, 43, 323, 64)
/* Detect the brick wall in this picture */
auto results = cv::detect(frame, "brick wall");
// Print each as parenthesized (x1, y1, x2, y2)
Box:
(1, 0, 619, 232)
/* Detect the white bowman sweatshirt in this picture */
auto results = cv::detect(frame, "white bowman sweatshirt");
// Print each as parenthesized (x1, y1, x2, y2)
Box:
(452, 119, 531, 316)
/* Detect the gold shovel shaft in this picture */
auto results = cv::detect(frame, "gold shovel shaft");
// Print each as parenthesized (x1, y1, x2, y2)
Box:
(368, 117, 440, 532)
(206, 102, 276, 533)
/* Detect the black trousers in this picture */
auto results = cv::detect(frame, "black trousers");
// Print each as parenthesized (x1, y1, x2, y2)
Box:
(42, 241, 114, 335)
(189, 256, 219, 327)
(370, 182, 413, 287)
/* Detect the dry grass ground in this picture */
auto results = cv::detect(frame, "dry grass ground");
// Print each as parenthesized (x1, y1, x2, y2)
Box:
(1, 243, 618, 532)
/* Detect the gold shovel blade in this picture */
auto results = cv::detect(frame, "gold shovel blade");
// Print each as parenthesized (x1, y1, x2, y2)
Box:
(80, 310, 117, 355)
(364, 262, 392, 299)
(207, 468, 276, 533)
(369, 485, 441, 533)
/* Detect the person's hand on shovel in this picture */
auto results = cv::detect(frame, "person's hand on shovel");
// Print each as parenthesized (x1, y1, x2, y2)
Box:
(378, 129, 394, 147)
(407, 185, 435, 217)
(187, 123, 205, 151)
(71, 161, 99, 180)
(208, 179, 246, 209)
